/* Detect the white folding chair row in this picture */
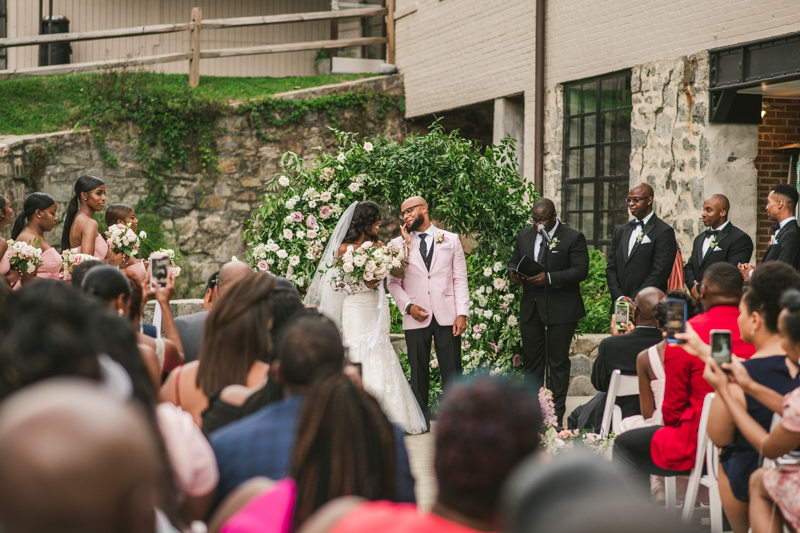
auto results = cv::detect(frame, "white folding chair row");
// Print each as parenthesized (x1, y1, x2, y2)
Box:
(600, 369, 640, 438)
(762, 413, 782, 468)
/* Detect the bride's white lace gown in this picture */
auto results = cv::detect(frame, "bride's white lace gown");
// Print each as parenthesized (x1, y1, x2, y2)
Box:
(337, 279, 427, 435)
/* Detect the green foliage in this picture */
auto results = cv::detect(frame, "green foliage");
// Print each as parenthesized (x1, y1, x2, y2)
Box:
(137, 213, 169, 258)
(576, 249, 612, 334)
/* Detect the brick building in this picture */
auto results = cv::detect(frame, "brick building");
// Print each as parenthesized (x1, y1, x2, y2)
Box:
(393, 0, 800, 259)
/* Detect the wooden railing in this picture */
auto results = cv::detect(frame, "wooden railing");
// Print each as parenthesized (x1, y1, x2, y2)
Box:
(0, 3, 395, 86)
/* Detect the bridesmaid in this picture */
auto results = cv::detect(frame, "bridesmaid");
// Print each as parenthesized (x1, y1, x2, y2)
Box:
(11, 193, 62, 282)
(105, 203, 147, 281)
(0, 194, 21, 286)
(60, 174, 125, 266)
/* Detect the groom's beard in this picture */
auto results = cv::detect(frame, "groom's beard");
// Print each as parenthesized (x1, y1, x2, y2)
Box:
(407, 214, 424, 232)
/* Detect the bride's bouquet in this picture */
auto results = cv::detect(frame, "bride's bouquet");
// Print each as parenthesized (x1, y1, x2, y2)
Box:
(105, 223, 144, 257)
(6, 239, 43, 274)
(61, 248, 96, 280)
(334, 240, 406, 286)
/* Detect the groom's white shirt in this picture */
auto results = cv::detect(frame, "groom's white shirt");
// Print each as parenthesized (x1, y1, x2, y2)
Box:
(403, 224, 437, 313)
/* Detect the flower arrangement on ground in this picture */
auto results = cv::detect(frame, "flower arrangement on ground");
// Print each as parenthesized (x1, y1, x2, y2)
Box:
(538, 386, 615, 458)
(6, 239, 43, 275)
(60, 249, 96, 280)
(105, 223, 142, 257)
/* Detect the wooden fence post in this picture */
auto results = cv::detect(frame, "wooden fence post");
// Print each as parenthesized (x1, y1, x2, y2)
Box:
(386, 0, 395, 64)
(189, 7, 202, 88)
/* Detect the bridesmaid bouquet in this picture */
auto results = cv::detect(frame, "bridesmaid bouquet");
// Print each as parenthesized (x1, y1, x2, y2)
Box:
(60, 248, 97, 280)
(336, 241, 406, 285)
(143, 248, 181, 277)
(6, 239, 43, 274)
(105, 223, 142, 257)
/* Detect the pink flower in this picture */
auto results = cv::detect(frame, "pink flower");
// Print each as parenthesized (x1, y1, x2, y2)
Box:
(472, 324, 482, 334)
(257, 259, 270, 272)
(319, 205, 332, 218)
(488, 342, 499, 355)
(306, 215, 317, 229)
(538, 387, 558, 426)
(292, 211, 304, 223)
(512, 354, 522, 367)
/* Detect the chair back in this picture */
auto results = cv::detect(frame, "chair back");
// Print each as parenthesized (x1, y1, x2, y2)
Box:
(600, 369, 640, 437)
(763, 413, 783, 468)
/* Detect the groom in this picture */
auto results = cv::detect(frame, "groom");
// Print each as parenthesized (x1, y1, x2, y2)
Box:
(387, 197, 470, 428)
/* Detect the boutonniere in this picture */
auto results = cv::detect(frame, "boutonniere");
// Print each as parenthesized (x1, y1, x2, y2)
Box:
(770, 235, 779, 246)
(636, 232, 647, 244)
(548, 237, 560, 250)
(435, 233, 445, 244)
(709, 235, 720, 250)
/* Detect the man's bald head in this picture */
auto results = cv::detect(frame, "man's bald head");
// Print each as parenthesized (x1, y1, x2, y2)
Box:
(0, 379, 160, 533)
(628, 183, 654, 220)
(702, 194, 730, 229)
(532, 198, 556, 218)
(400, 196, 427, 212)
(400, 196, 431, 232)
(633, 287, 665, 326)
(630, 183, 654, 198)
(219, 260, 253, 297)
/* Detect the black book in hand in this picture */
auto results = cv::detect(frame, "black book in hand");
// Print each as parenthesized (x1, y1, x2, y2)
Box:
(508, 255, 544, 278)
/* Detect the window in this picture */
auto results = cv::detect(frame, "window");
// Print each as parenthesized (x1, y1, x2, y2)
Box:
(562, 71, 632, 253)
(0, 0, 6, 70)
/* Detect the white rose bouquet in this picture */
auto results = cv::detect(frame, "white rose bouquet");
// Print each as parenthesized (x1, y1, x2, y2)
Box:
(333, 240, 406, 288)
(104, 223, 141, 257)
(61, 248, 97, 280)
(6, 239, 43, 275)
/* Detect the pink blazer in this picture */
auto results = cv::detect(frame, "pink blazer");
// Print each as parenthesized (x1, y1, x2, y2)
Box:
(387, 226, 470, 330)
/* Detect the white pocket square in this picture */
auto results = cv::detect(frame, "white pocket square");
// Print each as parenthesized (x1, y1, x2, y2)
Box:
(550, 250, 559, 254)
(713, 246, 722, 252)
(641, 236, 652, 244)
(439, 244, 453, 249)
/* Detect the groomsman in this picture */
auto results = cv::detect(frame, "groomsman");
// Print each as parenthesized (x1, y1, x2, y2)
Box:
(684, 194, 753, 300)
(740, 184, 800, 278)
(606, 183, 677, 306)
(509, 198, 589, 424)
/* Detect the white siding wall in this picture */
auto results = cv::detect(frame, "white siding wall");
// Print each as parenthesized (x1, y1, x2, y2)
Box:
(6, 0, 332, 77)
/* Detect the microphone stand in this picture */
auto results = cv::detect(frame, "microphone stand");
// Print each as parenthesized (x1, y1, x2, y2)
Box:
(538, 225, 551, 393)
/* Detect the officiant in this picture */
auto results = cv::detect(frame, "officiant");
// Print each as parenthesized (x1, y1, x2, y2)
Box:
(509, 198, 589, 425)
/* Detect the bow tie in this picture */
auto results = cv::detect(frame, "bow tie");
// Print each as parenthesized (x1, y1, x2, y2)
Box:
(704, 229, 718, 237)
(630, 220, 644, 227)
(772, 224, 781, 233)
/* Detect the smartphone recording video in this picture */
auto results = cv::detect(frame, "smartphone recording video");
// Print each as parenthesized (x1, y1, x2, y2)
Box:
(666, 299, 687, 343)
(614, 301, 629, 330)
(711, 329, 732, 367)
(149, 252, 170, 289)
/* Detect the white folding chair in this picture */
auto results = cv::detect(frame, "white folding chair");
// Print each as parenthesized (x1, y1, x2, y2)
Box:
(762, 413, 782, 468)
(681, 393, 728, 533)
(600, 369, 640, 437)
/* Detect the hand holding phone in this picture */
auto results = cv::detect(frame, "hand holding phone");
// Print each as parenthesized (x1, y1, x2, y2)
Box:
(666, 299, 687, 343)
(149, 252, 170, 289)
(614, 301, 630, 331)
(711, 329, 732, 369)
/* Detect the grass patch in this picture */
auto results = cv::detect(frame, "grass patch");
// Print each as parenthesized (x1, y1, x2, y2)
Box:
(0, 72, 378, 136)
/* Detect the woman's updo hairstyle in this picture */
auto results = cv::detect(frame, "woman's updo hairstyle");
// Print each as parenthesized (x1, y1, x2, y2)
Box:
(744, 262, 800, 334)
(342, 201, 381, 245)
(11, 193, 56, 239)
(104, 203, 133, 229)
(81, 265, 132, 305)
(780, 289, 800, 345)
(61, 174, 105, 251)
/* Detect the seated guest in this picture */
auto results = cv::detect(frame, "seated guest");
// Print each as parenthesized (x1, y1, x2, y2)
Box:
(204, 270, 220, 311)
(210, 313, 416, 505)
(207, 371, 400, 533)
(613, 262, 755, 491)
(568, 287, 664, 432)
(0, 380, 162, 533)
(11, 192, 62, 284)
(684, 194, 753, 301)
(202, 278, 304, 436)
(176, 261, 252, 362)
(70, 259, 103, 288)
(104, 203, 147, 280)
(161, 271, 273, 426)
(296, 375, 540, 533)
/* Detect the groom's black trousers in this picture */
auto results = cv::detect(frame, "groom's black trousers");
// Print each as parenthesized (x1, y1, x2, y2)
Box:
(405, 316, 462, 425)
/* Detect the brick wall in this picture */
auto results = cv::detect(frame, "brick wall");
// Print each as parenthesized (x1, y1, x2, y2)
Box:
(755, 97, 800, 260)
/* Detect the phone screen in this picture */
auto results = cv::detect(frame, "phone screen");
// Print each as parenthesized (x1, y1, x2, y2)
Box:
(711, 330, 732, 366)
(614, 302, 629, 329)
(666, 299, 687, 342)
(149, 252, 170, 288)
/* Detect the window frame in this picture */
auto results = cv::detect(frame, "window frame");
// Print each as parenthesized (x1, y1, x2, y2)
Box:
(0, 0, 6, 71)
(561, 69, 633, 252)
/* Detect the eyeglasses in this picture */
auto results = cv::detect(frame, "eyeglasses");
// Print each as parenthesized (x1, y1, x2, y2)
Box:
(626, 196, 652, 204)
(401, 204, 424, 217)
(531, 213, 555, 224)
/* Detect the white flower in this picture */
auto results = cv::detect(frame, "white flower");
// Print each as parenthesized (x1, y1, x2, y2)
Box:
(479, 323, 488, 331)
(475, 308, 484, 317)
(308, 200, 317, 208)
(365, 260, 377, 272)
(276, 249, 288, 259)
(361, 241, 373, 250)
(337, 153, 346, 163)
(483, 267, 492, 277)
(297, 230, 305, 239)
(486, 287, 493, 294)
(284, 214, 295, 224)
(278, 176, 290, 187)
(473, 332, 482, 340)
(363, 141, 374, 152)
(267, 258, 275, 265)
(139, 231, 147, 240)
(508, 316, 518, 326)
(484, 310, 493, 319)
(296, 278, 305, 287)
(494, 315, 501, 323)
(306, 251, 316, 260)
(307, 229, 318, 239)
(363, 271, 374, 281)
(478, 286, 485, 294)
(337, 165, 344, 170)
(353, 255, 367, 267)
(268, 241, 280, 252)
(283, 229, 293, 240)
(335, 193, 346, 200)
(493, 278, 506, 291)
(342, 262, 354, 273)
(493, 261, 503, 272)
(320, 191, 332, 202)
(289, 255, 300, 266)
(349, 182, 360, 193)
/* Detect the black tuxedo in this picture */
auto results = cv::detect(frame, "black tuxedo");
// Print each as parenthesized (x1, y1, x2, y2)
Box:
(684, 222, 753, 290)
(606, 214, 678, 303)
(763, 219, 800, 270)
(509, 221, 589, 423)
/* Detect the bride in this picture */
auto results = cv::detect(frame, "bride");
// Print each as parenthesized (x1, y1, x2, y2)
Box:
(305, 201, 427, 434)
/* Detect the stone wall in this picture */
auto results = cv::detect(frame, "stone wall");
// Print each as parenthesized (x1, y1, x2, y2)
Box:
(0, 75, 405, 297)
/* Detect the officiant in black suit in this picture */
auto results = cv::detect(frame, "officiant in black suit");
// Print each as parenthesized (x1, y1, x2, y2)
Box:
(606, 183, 678, 307)
(684, 194, 753, 300)
(740, 184, 800, 279)
(509, 198, 589, 424)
